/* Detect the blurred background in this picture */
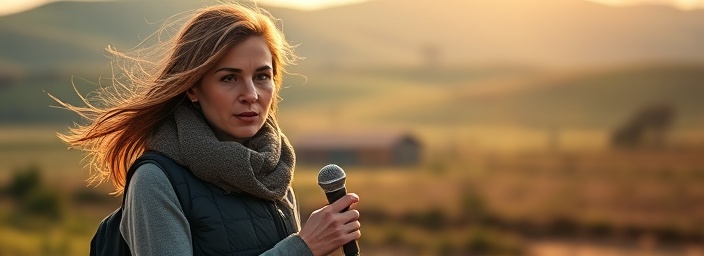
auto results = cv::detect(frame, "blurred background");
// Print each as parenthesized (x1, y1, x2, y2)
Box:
(1, 0, 704, 255)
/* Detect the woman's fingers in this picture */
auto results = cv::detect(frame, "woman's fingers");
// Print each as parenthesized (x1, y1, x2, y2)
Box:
(344, 219, 361, 234)
(328, 193, 359, 213)
(299, 193, 361, 256)
(338, 209, 360, 223)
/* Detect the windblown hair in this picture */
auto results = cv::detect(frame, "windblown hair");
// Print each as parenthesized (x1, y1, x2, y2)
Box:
(54, 3, 298, 195)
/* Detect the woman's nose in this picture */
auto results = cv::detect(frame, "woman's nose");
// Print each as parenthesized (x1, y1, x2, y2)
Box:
(238, 80, 258, 104)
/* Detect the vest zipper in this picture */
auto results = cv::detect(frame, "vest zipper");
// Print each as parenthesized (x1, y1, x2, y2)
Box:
(277, 203, 292, 234)
(271, 203, 288, 239)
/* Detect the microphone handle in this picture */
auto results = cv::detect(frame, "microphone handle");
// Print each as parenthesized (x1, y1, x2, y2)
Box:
(325, 188, 360, 256)
(325, 188, 349, 211)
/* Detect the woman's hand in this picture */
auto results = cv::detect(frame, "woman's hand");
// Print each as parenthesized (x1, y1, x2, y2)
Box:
(299, 193, 361, 256)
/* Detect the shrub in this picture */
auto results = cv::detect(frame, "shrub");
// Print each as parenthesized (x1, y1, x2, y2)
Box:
(2, 164, 64, 220)
(5, 164, 42, 199)
(21, 188, 63, 220)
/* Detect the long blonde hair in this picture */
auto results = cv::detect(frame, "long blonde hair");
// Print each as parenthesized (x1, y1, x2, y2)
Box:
(54, 3, 298, 195)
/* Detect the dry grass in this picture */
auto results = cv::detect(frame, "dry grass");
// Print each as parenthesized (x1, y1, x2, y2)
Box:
(3, 123, 704, 255)
(3, 62, 704, 255)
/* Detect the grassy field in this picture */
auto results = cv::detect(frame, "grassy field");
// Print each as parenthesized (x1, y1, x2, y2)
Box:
(1, 124, 703, 255)
(2, 64, 704, 255)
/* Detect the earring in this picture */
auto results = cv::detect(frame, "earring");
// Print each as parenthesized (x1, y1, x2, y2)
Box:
(191, 99, 200, 109)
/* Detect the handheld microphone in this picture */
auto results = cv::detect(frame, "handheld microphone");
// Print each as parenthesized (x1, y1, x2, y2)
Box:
(318, 164, 360, 256)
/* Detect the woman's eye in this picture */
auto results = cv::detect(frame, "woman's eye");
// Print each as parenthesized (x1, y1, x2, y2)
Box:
(255, 74, 271, 81)
(221, 74, 236, 82)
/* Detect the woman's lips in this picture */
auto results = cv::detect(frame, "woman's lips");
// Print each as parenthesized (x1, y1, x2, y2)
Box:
(235, 111, 258, 122)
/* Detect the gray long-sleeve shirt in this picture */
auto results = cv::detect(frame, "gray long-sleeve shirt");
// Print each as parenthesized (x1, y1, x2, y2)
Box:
(119, 163, 313, 256)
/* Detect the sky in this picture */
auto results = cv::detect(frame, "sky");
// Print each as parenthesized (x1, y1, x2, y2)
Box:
(0, 0, 367, 16)
(588, 0, 704, 9)
(0, 0, 704, 16)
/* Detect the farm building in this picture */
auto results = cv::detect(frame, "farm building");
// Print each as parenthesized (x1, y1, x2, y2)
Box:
(293, 132, 422, 167)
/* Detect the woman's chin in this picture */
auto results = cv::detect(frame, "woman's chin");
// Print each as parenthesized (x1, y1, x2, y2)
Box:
(220, 127, 260, 142)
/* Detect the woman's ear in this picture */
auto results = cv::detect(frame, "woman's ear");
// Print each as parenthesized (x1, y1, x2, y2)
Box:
(186, 87, 198, 102)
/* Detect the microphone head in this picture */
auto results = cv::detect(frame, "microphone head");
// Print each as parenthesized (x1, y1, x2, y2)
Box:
(317, 164, 347, 192)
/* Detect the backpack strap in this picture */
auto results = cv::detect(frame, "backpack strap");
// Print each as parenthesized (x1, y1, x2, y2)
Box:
(123, 151, 191, 214)
(90, 151, 187, 256)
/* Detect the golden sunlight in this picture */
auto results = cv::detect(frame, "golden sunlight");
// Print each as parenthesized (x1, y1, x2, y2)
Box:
(257, 0, 368, 10)
(0, 0, 369, 16)
(0, 0, 48, 16)
(0, 0, 111, 16)
(3, 0, 703, 16)
(585, 0, 704, 10)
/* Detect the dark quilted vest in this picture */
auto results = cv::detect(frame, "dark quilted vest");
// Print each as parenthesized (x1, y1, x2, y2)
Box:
(136, 151, 297, 256)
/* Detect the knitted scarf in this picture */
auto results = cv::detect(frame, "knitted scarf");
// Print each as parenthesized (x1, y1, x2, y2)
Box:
(146, 105, 295, 202)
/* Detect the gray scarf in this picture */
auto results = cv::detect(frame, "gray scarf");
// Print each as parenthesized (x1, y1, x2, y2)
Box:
(147, 105, 295, 202)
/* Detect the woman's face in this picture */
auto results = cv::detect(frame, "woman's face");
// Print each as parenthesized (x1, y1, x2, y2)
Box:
(187, 36, 275, 142)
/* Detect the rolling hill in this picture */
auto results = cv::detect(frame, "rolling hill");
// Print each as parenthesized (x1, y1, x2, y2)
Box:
(276, 63, 704, 131)
(2, 0, 704, 72)
(0, 0, 703, 134)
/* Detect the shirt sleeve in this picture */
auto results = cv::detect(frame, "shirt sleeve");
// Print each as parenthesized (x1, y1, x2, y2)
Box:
(261, 234, 314, 256)
(120, 163, 192, 256)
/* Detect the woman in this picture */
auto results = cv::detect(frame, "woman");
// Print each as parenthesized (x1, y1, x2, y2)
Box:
(56, 3, 360, 256)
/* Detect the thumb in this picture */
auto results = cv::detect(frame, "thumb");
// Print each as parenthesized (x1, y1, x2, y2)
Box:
(328, 193, 359, 213)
